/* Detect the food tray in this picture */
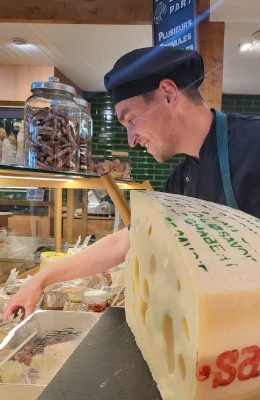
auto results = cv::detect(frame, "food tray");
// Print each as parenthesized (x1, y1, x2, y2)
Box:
(0, 310, 101, 400)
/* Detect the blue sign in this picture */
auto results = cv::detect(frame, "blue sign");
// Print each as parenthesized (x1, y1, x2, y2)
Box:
(153, 0, 197, 50)
(27, 189, 45, 201)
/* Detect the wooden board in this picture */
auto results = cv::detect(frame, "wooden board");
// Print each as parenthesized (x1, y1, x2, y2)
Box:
(197, 0, 210, 21)
(199, 22, 225, 111)
(0, 0, 152, 24)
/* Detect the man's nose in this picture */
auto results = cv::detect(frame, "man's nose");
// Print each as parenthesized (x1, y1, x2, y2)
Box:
(127, 130, 138, 148)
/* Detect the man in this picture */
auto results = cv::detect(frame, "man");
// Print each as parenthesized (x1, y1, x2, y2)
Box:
(3, 46, 260, 321)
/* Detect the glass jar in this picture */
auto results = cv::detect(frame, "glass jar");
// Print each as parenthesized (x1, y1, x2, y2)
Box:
(74, 98, 93, 173)
(24, 77, 80, 172)
(91, 155, 111, 175)
(89, 153, 132, 179)
(111, 152, 132, 180)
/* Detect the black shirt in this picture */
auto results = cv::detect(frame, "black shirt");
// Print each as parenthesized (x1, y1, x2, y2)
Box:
(163, 110, 260, 219)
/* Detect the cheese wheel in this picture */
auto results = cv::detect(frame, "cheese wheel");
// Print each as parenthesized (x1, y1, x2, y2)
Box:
(125, 191, 260, 400)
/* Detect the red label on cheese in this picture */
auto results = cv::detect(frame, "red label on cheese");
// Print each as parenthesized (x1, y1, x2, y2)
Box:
(197, 345, 260, 389)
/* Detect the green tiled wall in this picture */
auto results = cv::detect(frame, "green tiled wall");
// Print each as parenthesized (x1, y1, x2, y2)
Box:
(84, 92, 260, 191)
(222, 94, 260, 115)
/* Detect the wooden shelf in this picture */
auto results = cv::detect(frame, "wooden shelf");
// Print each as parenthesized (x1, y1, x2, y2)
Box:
(0, 166, 149, 190)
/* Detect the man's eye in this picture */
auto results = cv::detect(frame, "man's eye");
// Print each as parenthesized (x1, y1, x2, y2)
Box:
(129, 118, 135, 126)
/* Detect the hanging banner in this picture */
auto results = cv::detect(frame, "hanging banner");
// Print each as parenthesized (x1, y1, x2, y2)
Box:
(153, 0, 197, 50)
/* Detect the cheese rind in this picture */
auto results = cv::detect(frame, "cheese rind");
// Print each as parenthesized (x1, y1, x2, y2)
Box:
(125, 191, 260, 400)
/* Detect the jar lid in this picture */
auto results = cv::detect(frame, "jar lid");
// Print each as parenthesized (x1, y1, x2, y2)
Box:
(31, 76, 76, 96)
(74, 98, 89, 108)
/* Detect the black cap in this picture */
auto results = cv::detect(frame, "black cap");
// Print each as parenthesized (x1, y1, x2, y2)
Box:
(104, 47, 205, 105)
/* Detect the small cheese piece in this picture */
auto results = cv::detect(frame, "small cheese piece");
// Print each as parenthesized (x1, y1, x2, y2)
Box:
(0, 360, 27, 383)
(125, 191, 260, 400)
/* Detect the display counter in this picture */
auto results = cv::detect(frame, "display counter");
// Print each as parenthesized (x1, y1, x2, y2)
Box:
(0, 242, 127, 399)
(0, 261, 128, 399)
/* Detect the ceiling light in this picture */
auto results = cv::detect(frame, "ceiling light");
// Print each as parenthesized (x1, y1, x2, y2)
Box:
(0, 187, 38, 190)
(13, 38, 28, 46)
(239, 43, 253, 52)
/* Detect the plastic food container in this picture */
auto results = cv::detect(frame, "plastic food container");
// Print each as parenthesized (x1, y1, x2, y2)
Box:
(40, 252, 68, 270)
(24, 77, 80, 172)
(83, 289, 112, 312)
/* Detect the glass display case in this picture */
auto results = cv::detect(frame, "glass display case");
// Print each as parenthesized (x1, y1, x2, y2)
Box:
(0, 165, 153, 283)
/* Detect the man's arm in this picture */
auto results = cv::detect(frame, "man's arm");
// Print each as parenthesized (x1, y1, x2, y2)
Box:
(3, 228, 130, 321)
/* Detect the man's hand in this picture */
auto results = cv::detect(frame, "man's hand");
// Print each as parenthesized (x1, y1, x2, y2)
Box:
(3, 277, 44, 322)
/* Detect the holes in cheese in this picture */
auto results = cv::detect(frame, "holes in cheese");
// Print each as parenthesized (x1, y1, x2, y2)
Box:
(148, 225, 153, 236)
(135, 257, 139, 286)
(177, 280, 181, 292)
(149, 254, 157, 284)
(178, 354, 186, 380)
(162, 314, 175, 374)
(145, 215, 152, 236)
(140, 298, 148, 323)
(183, 318, 190, 341)
(132, 280, 136, 296)
(143, 279, 150, 299)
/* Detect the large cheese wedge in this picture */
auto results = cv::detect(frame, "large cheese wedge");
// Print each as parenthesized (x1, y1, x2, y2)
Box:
(125, 191, 260, 400)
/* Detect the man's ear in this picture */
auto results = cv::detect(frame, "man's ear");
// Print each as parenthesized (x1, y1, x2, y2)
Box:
(159, 79, 178, 105)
